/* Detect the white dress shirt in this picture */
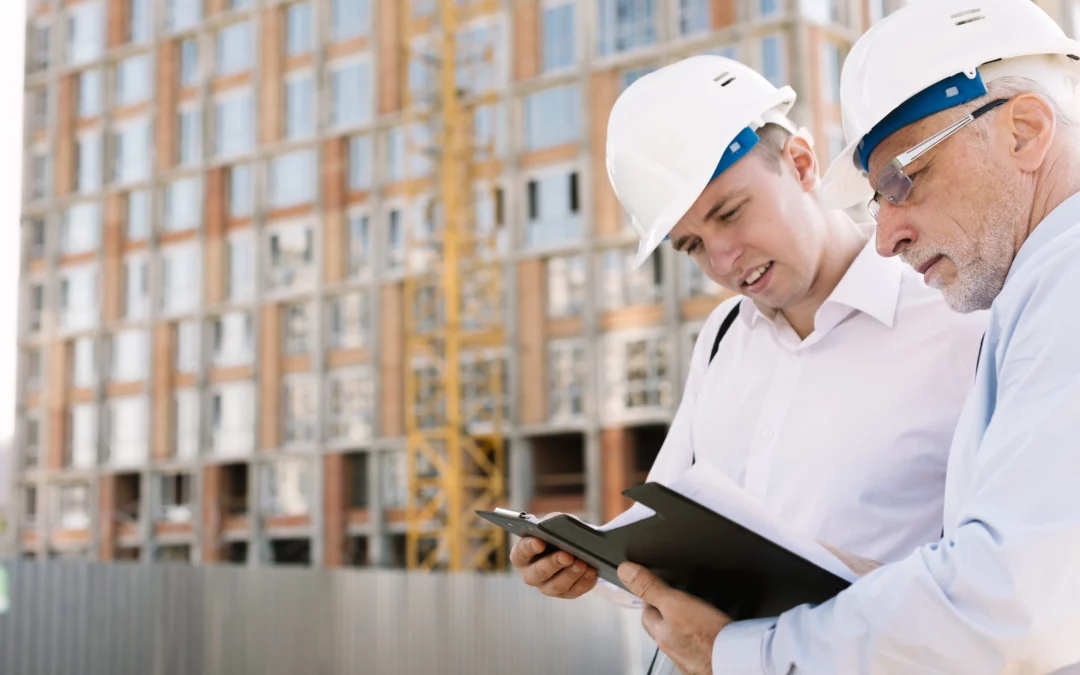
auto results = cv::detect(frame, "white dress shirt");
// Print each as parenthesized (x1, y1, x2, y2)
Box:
(712, 194, 1080, 674)
(634, 231, 987, 565)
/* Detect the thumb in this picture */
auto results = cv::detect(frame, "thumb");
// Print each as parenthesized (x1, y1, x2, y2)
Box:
(617, 561, 670, 609)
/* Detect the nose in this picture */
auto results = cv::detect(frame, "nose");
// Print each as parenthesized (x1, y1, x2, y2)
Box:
(705, 231, 743, 278)
(874, 202, 918, 258)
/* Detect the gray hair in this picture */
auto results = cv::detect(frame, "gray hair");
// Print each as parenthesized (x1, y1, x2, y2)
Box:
(972, 75, 1079, 131)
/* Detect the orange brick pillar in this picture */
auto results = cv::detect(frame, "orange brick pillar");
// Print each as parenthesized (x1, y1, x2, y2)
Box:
(323, 453, 346, 566)
(98, 474, 117, 561)
(602, 427, 636, 522)
(201, 464, 223, 562)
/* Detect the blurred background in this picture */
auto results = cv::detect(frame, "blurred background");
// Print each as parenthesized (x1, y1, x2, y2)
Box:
(0, 0, 1077, 672)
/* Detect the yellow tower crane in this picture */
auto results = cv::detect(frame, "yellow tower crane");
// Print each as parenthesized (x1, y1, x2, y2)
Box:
(400, 0, 508, 571)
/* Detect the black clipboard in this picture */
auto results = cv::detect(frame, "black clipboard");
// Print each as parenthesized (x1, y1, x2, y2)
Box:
(478, 482, 851, 620)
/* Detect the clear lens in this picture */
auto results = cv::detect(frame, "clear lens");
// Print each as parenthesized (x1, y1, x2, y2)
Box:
(868, 197, 880, 220)
(877, 161, 914, 207)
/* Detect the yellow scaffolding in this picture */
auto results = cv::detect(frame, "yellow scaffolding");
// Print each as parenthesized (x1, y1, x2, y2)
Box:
(401, 0, 508, 571)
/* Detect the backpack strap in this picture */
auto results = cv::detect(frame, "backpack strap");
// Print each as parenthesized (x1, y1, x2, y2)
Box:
(693, 302, 742, 466)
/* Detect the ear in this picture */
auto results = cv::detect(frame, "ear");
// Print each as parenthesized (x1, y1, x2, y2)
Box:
(783, 135, 820, 192)
(1003, 93, 1056, 173)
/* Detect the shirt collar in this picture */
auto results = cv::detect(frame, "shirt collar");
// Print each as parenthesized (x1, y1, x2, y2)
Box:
(1004, 189, 1080, 287)
(739, 226, 903, 332)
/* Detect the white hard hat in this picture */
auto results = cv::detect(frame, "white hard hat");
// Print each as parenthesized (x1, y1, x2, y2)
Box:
(605, 55, 804, 270)
(821, 0, 1080, 209)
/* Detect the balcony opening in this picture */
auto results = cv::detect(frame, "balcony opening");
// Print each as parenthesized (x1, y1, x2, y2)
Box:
(388, 533, 407, 568)
(116, 546, 140, 562)
(346, 535, 368, 566)
(222, 463, 249, 516)
(158, 473, 193, 524)
(628, 423, 667, 485)
(270, 537, 311, 566)
(530, 433, 586, 516)
(116, 473, 141, 524)
(225, 541, 248, 564)
(157, 544, 191, 563)
(345, 452, 368, 509)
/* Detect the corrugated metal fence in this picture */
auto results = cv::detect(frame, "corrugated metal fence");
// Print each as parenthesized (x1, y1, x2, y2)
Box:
(0, 560, 655, 675)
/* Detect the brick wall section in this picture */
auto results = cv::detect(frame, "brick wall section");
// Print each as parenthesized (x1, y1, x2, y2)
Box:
(201, 465, 222, 562)
(590, 70, 621, 236)
(322, 137, 347, 284)
(602, 428, 636, 522)
(108, 0, 129, 48)
(103, 194, 124, 323)
(47, 341, 69, 470)
(153, 323, 174, 460)
(378, 283, 404, 437)
(513, 0, 540, 80)
(260, 7, 283, 143)
(55, 75, 75, 196)
(204, 168, 226, 304)
(98, 474, 117, 560)
(259, 303, 282, 449)
(712, 0, 736, 29)
(156, 41, 178, 171)
(517, 259, 546, 424)
(323, 453, 345, 566)
(376, 0, 402, 115)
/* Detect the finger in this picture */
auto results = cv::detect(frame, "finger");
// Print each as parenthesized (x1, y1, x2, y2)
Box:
(539, 560, 589, 597)
(510, 537, 545, 569)
(560, 566, 598, 599)
(522, 550, 575, 588)
(617, 561, 671, 610)
(640, 602, 664, 641)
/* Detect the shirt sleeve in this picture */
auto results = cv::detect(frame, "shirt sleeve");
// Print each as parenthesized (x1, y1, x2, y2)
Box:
(714, 266, 1080, 673)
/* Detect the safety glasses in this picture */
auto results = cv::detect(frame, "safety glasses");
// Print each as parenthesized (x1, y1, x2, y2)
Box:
(867, 98, 1009, 220)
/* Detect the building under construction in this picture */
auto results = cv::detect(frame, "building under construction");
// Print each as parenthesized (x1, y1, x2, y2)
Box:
(22, 0, 1073, 568)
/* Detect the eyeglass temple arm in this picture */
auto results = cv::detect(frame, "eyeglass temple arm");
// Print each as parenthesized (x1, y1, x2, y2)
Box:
(896, 99, 1010, 166)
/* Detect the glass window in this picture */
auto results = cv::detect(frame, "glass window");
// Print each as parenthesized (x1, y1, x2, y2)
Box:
(827, 124, 845, 165)
(329, 292, 369, 349)
(282, 376, 318, 444)
(60, 265, 99, 332)
(113, 118, 152, 185)
(127, 190, 150, 240)
(215, 91, 256, 158)
(261, 459, 312, 515)
(28, 218, 46, 260)
(455, 20, 504, 93)
(78, 69, 102, 118)
(107, 397, 148, 467)
(286, 2, 314, 55)
(212, 312, 254, 367)
(597, 0, 656, 56)
(760, 0, 779, 17)
(110, 329, 147, 381)
(28, 282, 45, 333)
(71, 337, 97, 388)
(523, 85, 580, 151)
(176, 320, 199, 373)
(621, 66, 654, 91)
(385, 124, 432, 182)
(179, 38, 199, 87)
(678, 0, 711, 35)
(542, 2, 576, 72)
(161, 242, 201, 315)
(68, 404, 98, 469)
(268, 150, 315, 209)
(601, 246, 664, 309)
(227, 229, 255, 301)
(285, 73, 315, 139)
(821, 42, 841, 103)
(61, 202, 101, 256)
(331, 61, 372, 128)
(331, 0, 370, 42)
(283, 302, 313, 355)
(327, 368, 374, 442)
(684, 257, 724, 299)
(116, 54, 151, 106)
(761, 34, 784, 86)
(68, 2, 105, 66)
(76, 131, 103, 194)
(229, 165, 254, 217)
(386, 208, 405, 271)
(380, 451, 407, 508)
(166, 0, 202, 33)
(32, 25, 51, 73)
(128, 0, 150, 44)
(164, 177, 202, 232)
(473, 103, 507, 160)
(603, 333, 672, 416)
(548, 339, 588, 421)
(30, 88, 50, 134)
(210, 381, 255, 457)
(123, 255, 150, 320)
(348, 136, 373, 190)
(546, 255, 587, 318)
(525, 170, 582, 248)
(266, 222, 315, 291)
(346, 213, 370, 279)
(30, 151, 51, 202)
(227, 0, 253, 9)
(174, 389, 199, 461)
(56, 483, 91, 529)
(158, 473, 194, 520)
(216, 21, 252, 76)
(25, 414, 42, 468)
(178, 107, 202, 166)
(27, 349, 44, 391)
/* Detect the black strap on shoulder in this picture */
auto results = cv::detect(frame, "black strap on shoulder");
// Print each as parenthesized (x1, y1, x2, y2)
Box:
(690, 302, 742, 468)
(974, 333, 985, 381)
(709, 302, 742, 365)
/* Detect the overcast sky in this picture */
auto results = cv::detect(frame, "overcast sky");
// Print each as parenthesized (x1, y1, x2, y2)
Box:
(0, 4, 27, 446)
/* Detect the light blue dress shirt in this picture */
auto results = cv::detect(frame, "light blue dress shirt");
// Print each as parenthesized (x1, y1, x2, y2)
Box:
(713, 191, 1080, 673)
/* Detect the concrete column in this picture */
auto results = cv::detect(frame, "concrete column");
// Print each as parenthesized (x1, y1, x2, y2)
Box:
(508, 437, 533, 513)
(367, 450, 387, 566)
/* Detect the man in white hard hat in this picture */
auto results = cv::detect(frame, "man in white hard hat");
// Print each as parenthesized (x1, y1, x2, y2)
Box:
(509, 54, 984, 672)
(614, 1, 1080, 673)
